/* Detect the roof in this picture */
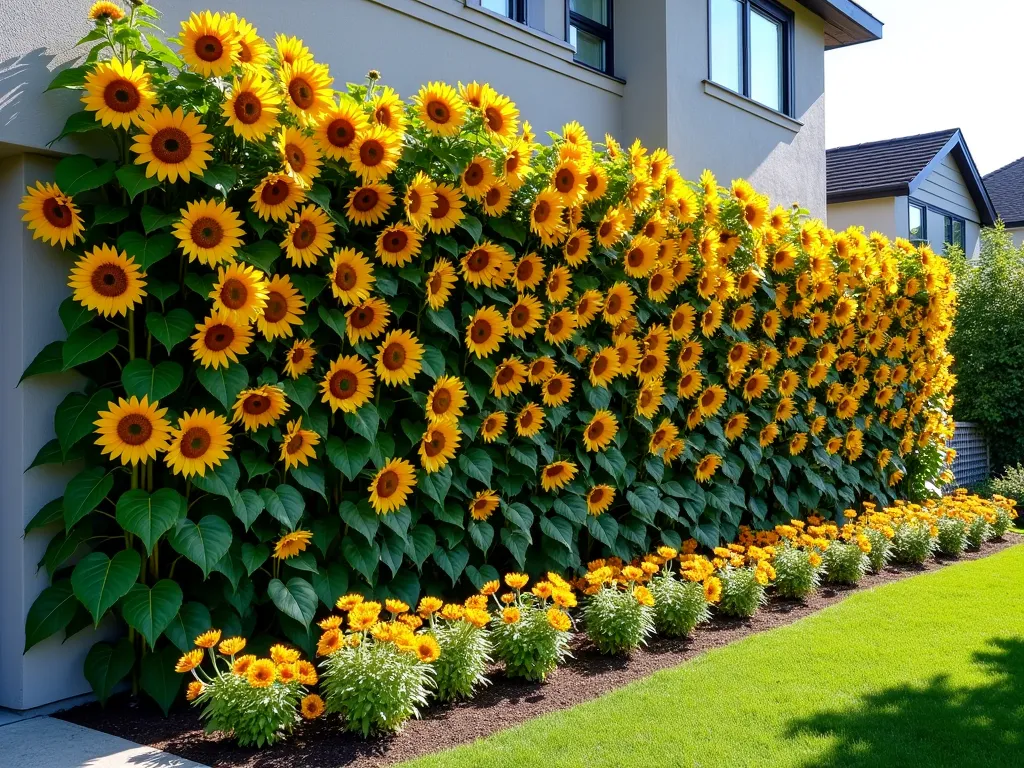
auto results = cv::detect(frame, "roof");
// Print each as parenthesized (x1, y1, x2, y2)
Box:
(826, 129, 997, 225)
(798, 1, 884, 48)
(983, 157, 1024, 228)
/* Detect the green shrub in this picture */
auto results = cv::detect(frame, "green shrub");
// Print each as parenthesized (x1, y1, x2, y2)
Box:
(891, 521, 936, 565)
(936, 517, 968, 557)
(649, 574, 710, 637)
(863, 528, 893, 573)
(966, 515, 991, 549)
(717, 566, 767, 618)
(431, 619, 491, 702)
(989, 507, 1014, 538)
(990, 464, 1024, 503)
(822, 541, 868, 585)
(770, 546, 821, 599)
(582, 583, 655, 655)
(197, 671, 304, 748)
(491, 595, 572, 681)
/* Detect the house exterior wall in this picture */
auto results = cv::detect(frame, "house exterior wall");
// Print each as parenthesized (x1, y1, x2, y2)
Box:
(911, 154, 982, 258)
(826, 197, 899, 236)
(1005, 227, 1024, 248)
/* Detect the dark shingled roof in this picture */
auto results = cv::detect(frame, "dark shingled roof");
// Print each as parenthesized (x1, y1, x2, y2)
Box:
(983, 157, 1024, 227)
(826, 129, 958, 202)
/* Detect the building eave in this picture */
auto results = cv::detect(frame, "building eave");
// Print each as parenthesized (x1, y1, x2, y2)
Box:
(797, 0, 884, 49)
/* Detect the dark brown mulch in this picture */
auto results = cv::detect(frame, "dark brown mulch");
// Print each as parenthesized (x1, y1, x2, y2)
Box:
(59, 534, 1023, 768)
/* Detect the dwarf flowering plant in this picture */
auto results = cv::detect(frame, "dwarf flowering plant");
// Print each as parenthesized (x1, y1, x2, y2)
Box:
(488, 572, 575, 681)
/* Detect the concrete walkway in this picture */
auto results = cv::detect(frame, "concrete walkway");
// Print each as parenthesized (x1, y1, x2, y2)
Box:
(0, 716, 209, 768)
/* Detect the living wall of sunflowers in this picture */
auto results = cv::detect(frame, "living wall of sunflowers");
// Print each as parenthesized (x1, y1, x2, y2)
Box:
(21, 4, 958, 710)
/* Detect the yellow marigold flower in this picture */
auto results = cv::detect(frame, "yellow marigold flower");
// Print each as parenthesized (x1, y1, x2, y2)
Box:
(418, 596, 444, 617)
(186, 680, 204, 701)
(386, 599, 410, 615)
(480, 580, 500, 596)
(505, 572, 529, 590)
(175, 649, 205, 674)
(547, 608, 571, 632)
(634, 585, 655, 607)
(502, 607, 521, 624)
(301, 693, 325, 719)
(247, 658, 277, 688)
(232, 655, 256, 675)
(270, 644, 300, 664)
(218, 637, 246, 656)
(194, 629, 221, 649)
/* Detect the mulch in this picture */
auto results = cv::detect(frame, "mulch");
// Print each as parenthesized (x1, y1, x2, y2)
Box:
(58, 534, 1023, 768)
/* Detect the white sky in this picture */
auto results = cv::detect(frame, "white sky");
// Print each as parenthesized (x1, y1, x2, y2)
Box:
(825, 0, 1024, 175)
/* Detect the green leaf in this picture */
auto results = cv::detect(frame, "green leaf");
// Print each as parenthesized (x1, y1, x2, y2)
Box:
(52, 110, 102, 144)
(64, 466, 113, 529)
(340, 500, 379, 543)
(290, 273, 327, 304)
(426, 307, 459, 340)
(25, 497, 64, 534)
(465, 564, 500, 591)
(169, 516, 233, 578)
(241, 450, 274, 479)
(117, 231, 176, 270)
(420, 346, 446, 379)
(540, 515, 574, 549)
(122, 359, 183, 402)
(71, 550, 141, 626)
(432, 544, 470, 586)
(460, 214, 483, 243)
(141, 205, 177, 233)
(586, 514, 619, 546)
(145, 33, 183, 67)
(342, 533, 379, 583)
(20, 341, 65, 382)
(55, 155, 115, 195)
(121, 580, 183, 649)
(238, 240, 280, 273)
(419, 466, 452, 505)
(116, 488, 185, 555)
(41, 524, 90, 577)
(84, 639, 135, 705)
(163, 602, 212, 652)
(59, 297, 94, 335)
(199, 164, 238, 196)
(46, 65, 88, 91)
(54, 388, 114, 455)
(344, 403, 379, 442)
(146, 309, 194, 354)
(268, 577, 317, 627)
(92, 203, 129, 227)
(281, 375, 316, 411)
(24, 581, 78, 651)
(459, 447, 493, 485)
(61, 327, 117, 371)
(147, 279, 179, 304)
(626, 484, 661, 518)
(490, 217, 526, 244)
(290, 463, 327, 500)
(308, 562, 347, 608)
(260, 484, 306, 529)
(405, 525, 436, 568)
(140, 646, 182, 716)
(191, 456, 240, 498)
(468, 521, 494, 553)
(327, 435, 372, 481)
(501, 528, 530, 568)
(196, 362, 249, 411)
(231, 489, 264, 530)
(27, 439, 85, 472)
(115, 164, 161, 201)
(241, 542, 270, 575)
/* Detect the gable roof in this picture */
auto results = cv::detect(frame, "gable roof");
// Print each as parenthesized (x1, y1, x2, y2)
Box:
(826, 128, 996, 225)
(983, 157, 1024, 228)
(798, 1, 884, 48)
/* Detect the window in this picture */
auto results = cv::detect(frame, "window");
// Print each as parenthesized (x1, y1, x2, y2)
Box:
(480, 0, 527, 22)
(709, 0, 793, 115)
(944, 215, 966, 251)
(568, 0, 613, 74)
(909, 203, 926, 243)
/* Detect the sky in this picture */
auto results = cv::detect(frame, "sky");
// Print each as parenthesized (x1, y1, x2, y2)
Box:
(825, 0, 1024, 175)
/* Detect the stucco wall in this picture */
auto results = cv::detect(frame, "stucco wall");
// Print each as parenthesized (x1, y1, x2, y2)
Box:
(826, 197, 899, 236)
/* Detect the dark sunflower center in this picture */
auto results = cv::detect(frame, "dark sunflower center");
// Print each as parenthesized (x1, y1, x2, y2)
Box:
(547, 316, 563, 335)
(566, 237, 581, 257)
(546, 465, 564, 479)
(428, 272, 444, 294)
(190, 216, 223, 249)
(152, 127, 191, 164)
(546, 378, 563, 395)
(291, 349, 305, 363)
(42, 197, 72, 228)
(606, 295, 621, 314)
(431, 389, 451, 413)
(651, 274, 664, 291)
(590, 488, 605, 504)
(496, 365, 515, 385)
(262, 179, 289, 205)
(627, 248, 645, 267)
(284, 143, 306, 172)
(204, 324, 235, 352)
(516, 261, 534, 282)
(701, 391, 715, 408)
(484, 417, 499, 433)
(576, 297, 590, 315)
(359, 140, 383, 166)
(234, 91, 263, 124)
(220, 278, 248, 309)
(592, 356, 608, 376)
(548, 274, 561, 293)
(287, 433, 305, 453)
(90, 263, 128, 297)
(293, 220, 317, 247)
(288, 77, 314, 109)
(555, 170, 576, 193)
(328, 118, 356, 148)
(375, 105, 392, 126)
(431, 193, 451, 219)
(471, 319, 491, 341)
(376, 470, 399, 497)
(484, 107, 503, 131)
(464, 164, 484, 186)
(243, 395, 271, 415)
(510, 306, 530, 328)
(103, 79, 141, 112)
(485, 187, 502, 206)
(383, 230, 407, 253)
(334, 264, 357, 290)
(407, 189, 422, 214)
(588, 421, 604, 439)
(353, 188, 379, 213)
(195, 35, 224, 62)
(383, 342, 406, 371)
(116, 413, 153, 445)
(534, 201, 551, 223)
(329, 368, 358, 399)
(180, 427, 212, 458)
(424, 430, 446, 457)
(264, 292, 287, 323)
(519, 411, 533, 428)
(467, 249, 489, 272)
(349, 307, 374, 329)
(640, 355, 657, 374)
(427, 100, 451, 123)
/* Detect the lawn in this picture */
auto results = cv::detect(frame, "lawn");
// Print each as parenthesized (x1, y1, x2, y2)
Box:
(403, 544, 1024, 768)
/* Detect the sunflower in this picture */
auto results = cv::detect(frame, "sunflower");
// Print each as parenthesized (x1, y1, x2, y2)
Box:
(426, 375, 467, 424)
(367, 84, 404, 131)
(165, 409, 232, 478)
(596, 206, 626, 248)
(419, 420, 461, 473)
(697, 385, 727, 418)
(724, 413, 749, 442)
(415, 82, 466, 136)
(281, 418, 319, 470)
(349, 124, 402, 183)
(374, 223, 423, 268)
(89, 1, 124, 22)
(320, 355, 374, 413)
(694, 454, 722, 483)
(229, 13, 271, 69)
(274, 33, 312, 67)
(279, 126, 322, 188)
(426, 183, 466, 234)
(425, 259, 458, 309)
(469, 489, 500, 521)
(403, 171, 437, 229)
(541, 461, 577, 492)
(466, 306, 507, 358)
(346, 182, 395, 227)
(375, 329, 423, 386)
(313, 97, 367, 161)
(232, 385, 289, 431)
(281, 58, 333, 126)
(529, 189, 565, 244)
(636, 379, 665, 419)
(502, 140, 532, 190)
(583, 410, 618, 452)
(528, 356, 556, 384)
(603, 282, 635, 325)
(513, 253, 545, 292)
(480, 412, 508, 443)
(623, 235, 659, 278)
(462, 241, 511, 288)
(131, 106, 213, 183)
(222, 71, 281, 141)
(172, 198, 244, 267)
(68, 245, 146, 317)
(615, 336, 643, 376)
(250, 173, 305, 222)
(82, 57, 155, 129)
(544, 310, 576, 345)
(256, 275, 305, 340)
(345, 298, 391, 343)
(506, 294, 544, 339)
(492, 356, 528, 398)
(94, 396, 171, 466)
(637, 349, 669, 383)
(20, 182, 84, 248)
(562, 229, 593, 269)
(760, 422, 780, 447)
(586, 485, 615, 516)
(516, 403, 545, 438)
(329, 248, 375, 305)
(460, 155, 496, 200)
(368, 458, 417, 515)
(191, 312, 252, 369)
(207, 263, 267, 324)
(478, 90, 519, 141)
(550, 159, 587, 205)
(283, 205, 335, 267)
(583, 347, 616, 388)
(789, 432, 808, 456)
(284, 339, 316, 378)
(179, 11, 239, 78)
(481, 181, 513, 217)
(541, 372, 574, 407)
(575, 290, 603, 329)
(676, 370, 703, 399)
(741, 371, 769, 402)
(546, 266, 573, 304)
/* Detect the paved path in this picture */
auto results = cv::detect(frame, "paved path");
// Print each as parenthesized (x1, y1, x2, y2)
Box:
(0, 716, 209, 768)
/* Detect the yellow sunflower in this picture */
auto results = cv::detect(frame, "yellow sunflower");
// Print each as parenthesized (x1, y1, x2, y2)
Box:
(546, 265, 573, 304)
(375, 330, 423, 386)
(426, 183, 466, 234)
(574, 290, 603, 329)
(541, 372, 574, 407)
(724, 413, 749, 441)
(636, 378, 665, 418)
(461, 241, 510, 288)
(492, 356, 528, 398)
(346, 182, 395, 227)
(94, 396, 171, 466)
(586, 484, 615, 516)
(329, 248, 375, 305)
(68, 245, 146, 317)
(279, 126, 322, 188)
(173, 198, 244, 267)
(284, 339, 316, 379)
(345, 298, 391, 343)
(222, 71, 281, 141)
(425, 259, 458, 310)
(469, 489, 501, 521)
(583, 410, 618, 452)
(232, 386, 289, 431)
(466, 306, 507, 358)
(258, 274, 305, 340)
(694, 454, 722, 483)
(603, 282, 635, 325)
(403, 171, 437, 229)
(274, 33, 312, 67)
(250, 172, 305, 222)
(88, 1, 124, 22)
(460, 155, 496, 200)
(320, 355, 375, 413)
(676, 370, 703, 399)
(415, 82, 466, 137)
(165, 409, 232, 478)
(281, 58, 333, 126)
(281, 418, 320, 469)
(82, 58, 155, 129)
(229, 13, 271, 69)
(274, 530, 313, 560)
(550, 159, 586, 205)
(368, 458, 417, 515)
(209, 262, 268, 323)
(376, 223, 423, 267)
(282, 205, 335, 267)
(20, 182, 84, 248)
(426, 375, 467, 424)
(637, 349, 669, 383)
(191, 312, 253, 369)
(314, 97, 367, 161)
(513, 253, 545, 292)
(418, 420, 461, 474)
(349, 124, 402, 183)
(480, 412, 508, 443)
(179, 11, 239, 78)
(588, 346, 620, 388)
(563, 228, 592, 268)
(615, 336, 643, 376)
(506, 294, 544, 339)
(516, 403, 546, 438)
(540, 461, 577, 492)
(544, 310, 576, 345)
(480, 90, 519, 141)
(529, 189, 566, 244)
(697, 385, 727, 418)
(131, 106, 213, 183)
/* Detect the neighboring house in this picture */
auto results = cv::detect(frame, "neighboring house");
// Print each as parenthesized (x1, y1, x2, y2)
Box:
(0, 0, 881, 712)
(982, 157, 1024, 247)
(826, 128, 996, 259)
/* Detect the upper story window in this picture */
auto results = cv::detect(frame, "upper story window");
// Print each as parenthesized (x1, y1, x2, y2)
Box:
(568, 0, 613, 74)
(909, 202, 926, 243)
(709, 0, 793, 115)
(480, 0, 528, 23)
(944, 214, 966, 251)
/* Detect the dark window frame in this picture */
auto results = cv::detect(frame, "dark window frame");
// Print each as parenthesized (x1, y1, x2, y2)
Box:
(566, 0, 614, 75)
(479, 0, 527, 23)
(707, 0, 795, 117)
(909, 201, 927, 242)
(944, 213, 966, 251)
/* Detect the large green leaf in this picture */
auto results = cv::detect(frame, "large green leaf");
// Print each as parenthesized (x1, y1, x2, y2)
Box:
(61, 327, 118, 371)
(116, 488, 185, 555)
(120, 580, 183, 648)
(19, 341, 64, 382)
(458, 448, 493, 485)
(83, 638, 135, 704)
(54, 155, 116, 196)
(191, 456, 240, 498)
(169, 515, 233, 578)
(340, 500, 379, 543)
(432, 544, 470, 586)
(342, 534, 379, 583)
(63, 466, 113, 529)
(140, 646, 183, 716)
(240, 542, 269, 575)
(163, 601, 212, 651)
(45, 65, 88, 91)
(24, 581, 78, 651)
(290, 463, 326, 500)
(122, 359, 183, 402)
(71, 550, 141, 626)
(199, 164, 237, 197)
(311, 562, 349, 607)
(141, 204, 177, 233)
(146, 309, 194, 354)
(117, 231, 176, 271)
(327, 435, 372, 481)
(268, 577, 317, 627)
(259, 485, 305, 529)
(115, 164, 161, 201)
(281, 376, 316, 411)
(55, 388, 114, 456)
(405, 525, 436, 568)
(59, 297, 94, 335)
(25, 496, 64, 534)
(344, 403, 379, 442)
(41, 524, 91, 576)
(196, 363, 249, 410)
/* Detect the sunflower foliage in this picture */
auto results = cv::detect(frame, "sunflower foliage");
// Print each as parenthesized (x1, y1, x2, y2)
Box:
(770, 544, 821, 599)
(716, 565, 769, 618)
(20, 3, 959, 708)
(489, 575, 573, 681)
(580, 564, 656, 655)
(821, 540, 868, 585)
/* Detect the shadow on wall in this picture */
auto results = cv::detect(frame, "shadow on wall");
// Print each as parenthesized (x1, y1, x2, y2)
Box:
(0, 48, 54, 130)
(785, 637, 1024, 768)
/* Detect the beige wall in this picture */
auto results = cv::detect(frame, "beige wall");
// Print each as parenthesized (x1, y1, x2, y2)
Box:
(827, 197, 900, 237)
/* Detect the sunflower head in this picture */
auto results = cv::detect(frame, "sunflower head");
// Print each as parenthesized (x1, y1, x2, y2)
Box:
(179, 11, 240, 78)
(82, 58, 156, 129)
(20, 181, 85, 248)
(68, 244, 146, 317)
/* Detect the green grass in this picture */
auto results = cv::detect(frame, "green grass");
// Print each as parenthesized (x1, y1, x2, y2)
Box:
(403, 545, 1024, 768)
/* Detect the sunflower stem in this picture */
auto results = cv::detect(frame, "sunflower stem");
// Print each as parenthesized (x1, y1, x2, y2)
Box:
(127, 309, 136, 361)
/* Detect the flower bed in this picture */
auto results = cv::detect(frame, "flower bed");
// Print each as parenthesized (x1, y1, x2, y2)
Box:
(23, 3, 961, 719)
